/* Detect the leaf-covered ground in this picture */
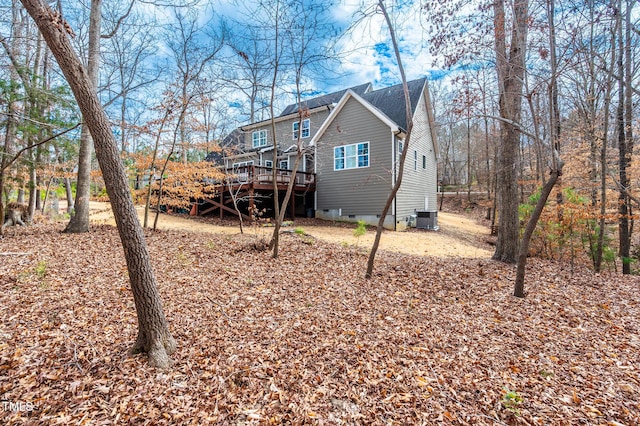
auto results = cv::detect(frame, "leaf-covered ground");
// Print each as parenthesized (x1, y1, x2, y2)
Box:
(1, 223, 639, 425)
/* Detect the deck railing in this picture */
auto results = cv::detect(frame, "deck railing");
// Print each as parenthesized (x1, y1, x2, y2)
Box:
(224, 165, 315, 187)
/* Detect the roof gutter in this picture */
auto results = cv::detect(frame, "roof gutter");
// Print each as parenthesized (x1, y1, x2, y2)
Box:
(240, 104, 332, 130)
(394, 128, 407, 139)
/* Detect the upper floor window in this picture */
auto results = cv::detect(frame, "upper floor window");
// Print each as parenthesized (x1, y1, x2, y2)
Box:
(293, 119, 310, 139)
(334, 142, 369, 170)
(252, 130, 267, 148)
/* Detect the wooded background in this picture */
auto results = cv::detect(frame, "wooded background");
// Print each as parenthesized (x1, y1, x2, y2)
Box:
(1, 0, 638, 274)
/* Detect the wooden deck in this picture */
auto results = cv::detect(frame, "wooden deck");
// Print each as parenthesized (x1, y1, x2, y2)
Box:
(195, 165, 316, 220)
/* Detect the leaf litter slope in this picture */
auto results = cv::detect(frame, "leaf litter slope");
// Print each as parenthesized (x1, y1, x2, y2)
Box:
(0, 223, 639, 424)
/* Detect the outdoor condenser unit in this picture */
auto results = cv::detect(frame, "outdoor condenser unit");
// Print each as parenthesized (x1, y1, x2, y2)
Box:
(416, 211, 438, 230)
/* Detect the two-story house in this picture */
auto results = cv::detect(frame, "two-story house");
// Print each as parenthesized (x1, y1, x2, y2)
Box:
(206, 77, 438, 230)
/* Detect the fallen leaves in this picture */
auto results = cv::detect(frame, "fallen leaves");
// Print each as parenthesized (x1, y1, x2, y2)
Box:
(0, 222, 639, 424)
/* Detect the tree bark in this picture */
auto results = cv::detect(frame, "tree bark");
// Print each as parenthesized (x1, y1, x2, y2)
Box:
(514, 161, 563, 298)
(20, 0, 176, 368)
(492, 0, 528, 264)
(64, 0, 100, 233)
(64, 177, 74, 213)
(594, 26, 616, 273)
(365, 0, 414, 278)
(620, 0, 633, 274)
(616, 0, 631, 274)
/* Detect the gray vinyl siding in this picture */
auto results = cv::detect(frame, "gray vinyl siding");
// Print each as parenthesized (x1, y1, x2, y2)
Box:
(396, 88, 438, 220)
(243, 109, 331, 152)
(316, 97, 393, 215)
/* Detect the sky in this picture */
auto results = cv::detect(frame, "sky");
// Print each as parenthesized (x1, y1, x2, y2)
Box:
(102, 0, 448, 131)
(210, 0, 444, 113)
(328, 0, 438, 90)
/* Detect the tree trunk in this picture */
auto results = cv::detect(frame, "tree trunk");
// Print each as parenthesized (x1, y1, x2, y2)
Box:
(492, 0, 528, 264)
(620, 0, 633, 274)
(594, 27, 615, 272)
(64, 0, 101, 233)
(546, 0, 563, 222)
(64, 177, 74, 213)
(616, 0, 631, 274)
(21, 0, 176, 368)
(514, 162, 563, 298)
(365, 0, 414, 278)
(268, 1, 282, 258)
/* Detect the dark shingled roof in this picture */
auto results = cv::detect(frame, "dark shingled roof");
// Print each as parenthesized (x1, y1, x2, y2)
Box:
(208, 78, 428, 162)
(205, 128, 245, 163)
(279, 82, 372, 116)
(360, 77, 427, 131)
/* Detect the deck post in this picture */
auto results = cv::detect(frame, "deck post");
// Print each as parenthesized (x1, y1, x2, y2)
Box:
(290, 190, 295, 219)
(219, 190, 224, 219)
(249, 187, 255, 222)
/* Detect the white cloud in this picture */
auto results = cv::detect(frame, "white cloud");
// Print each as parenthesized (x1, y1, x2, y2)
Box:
(327, 1, 440, 92)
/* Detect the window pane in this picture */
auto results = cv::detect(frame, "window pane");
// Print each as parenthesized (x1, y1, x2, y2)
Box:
(358, 143, 368, 155)
(358, 155, 368, 167)
(334, 146, 344, 159)
(345, 144, 356, 157)
(335, 158, 344, 169)
(346, 156, 356, 169)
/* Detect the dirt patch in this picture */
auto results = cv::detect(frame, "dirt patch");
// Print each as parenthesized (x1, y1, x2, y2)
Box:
(89, 202, 494, 258)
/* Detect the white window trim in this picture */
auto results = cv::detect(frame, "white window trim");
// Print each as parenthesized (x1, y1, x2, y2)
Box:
(264, 160, 273, 168)
(233, 160, 254, 168)
(252, 130, 267, 148)
(333, 141, 370, 171)
(279, 160, 289, 170)
(292, 119, 310, 140)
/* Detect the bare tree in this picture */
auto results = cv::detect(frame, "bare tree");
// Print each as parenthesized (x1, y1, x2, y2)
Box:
(64, 0, 102, 233)
(269, 0, 335, 257)
(365, 0, 415, 279)
(616, 0, 634, 275)
(492, 0, 528, 264)
(20, 0, 176, 368)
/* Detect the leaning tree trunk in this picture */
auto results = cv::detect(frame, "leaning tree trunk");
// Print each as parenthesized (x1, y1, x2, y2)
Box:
(514, 161, 563, 298)
(21, 0, 176, 368)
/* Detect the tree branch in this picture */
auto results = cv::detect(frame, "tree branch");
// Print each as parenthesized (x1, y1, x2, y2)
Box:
(1, 123, 82, 173)
(101, 0, 136, 39)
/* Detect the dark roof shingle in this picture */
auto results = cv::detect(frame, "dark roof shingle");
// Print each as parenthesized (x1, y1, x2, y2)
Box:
(360, 77, 427, 131)
(279, 82, 372, 116)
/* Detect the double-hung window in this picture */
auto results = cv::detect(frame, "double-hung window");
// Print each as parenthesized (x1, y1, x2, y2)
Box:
(252, 130, 267, 148)
(292, 119, 310, 139)
(334, 142, 369, 170)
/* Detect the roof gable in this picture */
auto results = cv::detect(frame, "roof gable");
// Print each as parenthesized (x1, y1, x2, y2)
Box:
(311, 78, 429, 144)
(311, 89, 401, 145)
